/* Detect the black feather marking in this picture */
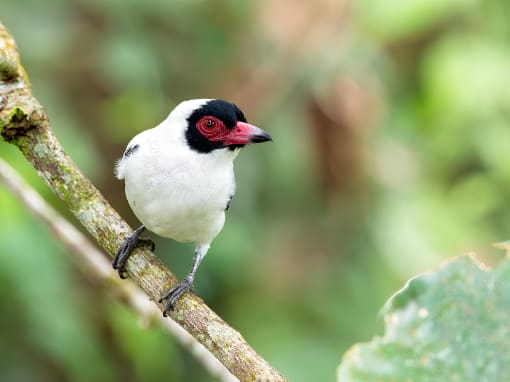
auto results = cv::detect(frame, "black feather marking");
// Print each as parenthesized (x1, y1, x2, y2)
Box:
(232, 103, 247, 124)
(225, 194, 234, 211)
(124, 144, 140, 158)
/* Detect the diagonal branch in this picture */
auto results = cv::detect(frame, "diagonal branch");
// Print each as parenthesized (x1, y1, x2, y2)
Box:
(0, 157, 237, 381)
(0, 21, 286, 382)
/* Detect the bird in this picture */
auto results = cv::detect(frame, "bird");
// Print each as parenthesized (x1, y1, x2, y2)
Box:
(113, 99, 272, 315)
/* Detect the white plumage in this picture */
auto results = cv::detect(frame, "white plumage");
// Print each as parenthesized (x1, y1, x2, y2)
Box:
(113, 98, 271, 313)
(116, 99, 237, 245)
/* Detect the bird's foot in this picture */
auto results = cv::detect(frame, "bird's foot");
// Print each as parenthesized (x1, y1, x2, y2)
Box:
(159, 275, 194, 316)
(112, 225, 154, 279)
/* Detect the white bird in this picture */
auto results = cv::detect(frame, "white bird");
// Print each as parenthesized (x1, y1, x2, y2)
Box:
(113, 99, 272, 314)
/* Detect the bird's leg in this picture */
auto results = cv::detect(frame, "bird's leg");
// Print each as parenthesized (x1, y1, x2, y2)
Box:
(112, 225, 155, 279)
(159, 244, 210, 315)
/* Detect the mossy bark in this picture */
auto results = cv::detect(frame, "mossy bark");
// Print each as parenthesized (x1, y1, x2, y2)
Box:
(0, 21, 286, 382)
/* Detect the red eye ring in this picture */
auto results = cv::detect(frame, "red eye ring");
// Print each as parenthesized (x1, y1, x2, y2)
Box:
(196, 116, 226, 141)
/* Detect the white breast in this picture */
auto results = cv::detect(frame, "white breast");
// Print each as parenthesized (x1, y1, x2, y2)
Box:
(117, 127, 237, 246)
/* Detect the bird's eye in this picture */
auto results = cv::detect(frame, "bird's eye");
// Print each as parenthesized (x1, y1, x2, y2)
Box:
(196, 116, 225, 140)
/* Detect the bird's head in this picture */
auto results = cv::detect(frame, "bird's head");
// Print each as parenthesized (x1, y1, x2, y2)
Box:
(166, 99, 272, 154)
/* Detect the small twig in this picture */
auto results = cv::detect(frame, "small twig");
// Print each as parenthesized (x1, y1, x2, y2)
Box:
(0, 21, 286, 382)
(0, 157, 238, 382)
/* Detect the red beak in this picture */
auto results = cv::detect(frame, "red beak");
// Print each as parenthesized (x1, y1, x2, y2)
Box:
(224, 121, 272, 146)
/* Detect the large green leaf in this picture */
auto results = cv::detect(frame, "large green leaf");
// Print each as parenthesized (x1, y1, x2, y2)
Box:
(337, 255, 510, 381)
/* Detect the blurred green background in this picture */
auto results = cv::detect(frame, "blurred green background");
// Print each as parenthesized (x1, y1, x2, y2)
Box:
(1, 0, 510, 381)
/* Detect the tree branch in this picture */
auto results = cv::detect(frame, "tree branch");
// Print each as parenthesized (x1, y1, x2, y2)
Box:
(0, 21, 286, 382)
(0, 157, 237, 381)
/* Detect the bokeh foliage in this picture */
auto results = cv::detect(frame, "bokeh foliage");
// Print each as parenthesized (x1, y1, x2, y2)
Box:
(1, 0, 510, 381)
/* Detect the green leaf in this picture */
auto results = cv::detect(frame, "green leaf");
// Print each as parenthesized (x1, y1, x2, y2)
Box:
(337, 255, 510, 381)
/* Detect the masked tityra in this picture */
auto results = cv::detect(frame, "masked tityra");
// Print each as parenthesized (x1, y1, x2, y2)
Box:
(113, 99, 272, 314)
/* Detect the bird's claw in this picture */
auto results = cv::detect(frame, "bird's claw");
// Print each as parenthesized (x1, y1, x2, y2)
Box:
(112, 238, 133, 278)
(159, 276, 195, 316)
(112, 226, 154, 279)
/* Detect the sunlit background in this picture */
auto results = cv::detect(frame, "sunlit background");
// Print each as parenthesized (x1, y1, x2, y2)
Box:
(1, 0, 509, 381)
